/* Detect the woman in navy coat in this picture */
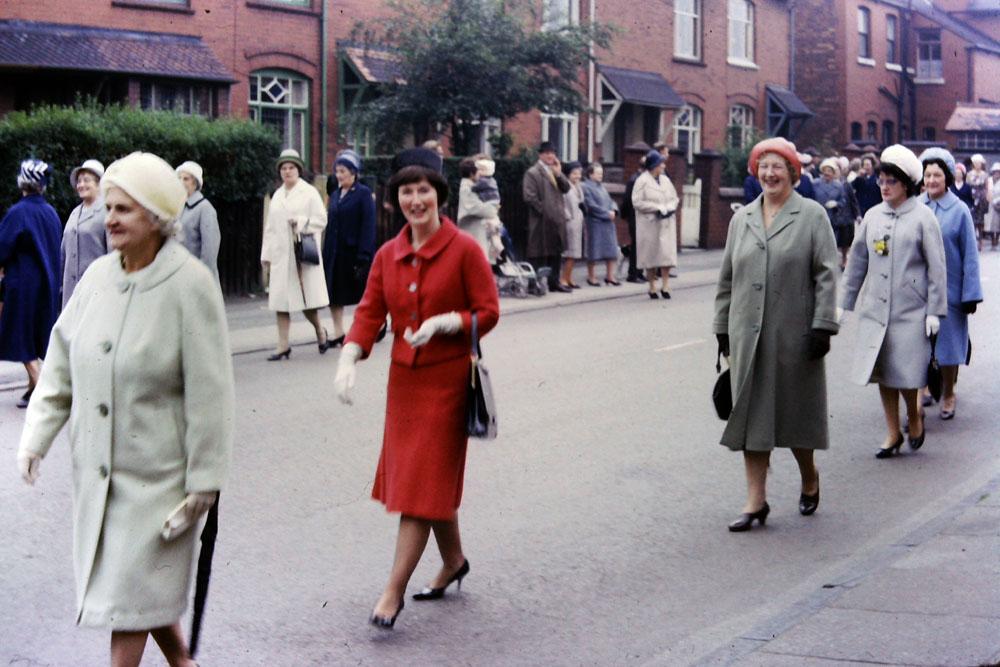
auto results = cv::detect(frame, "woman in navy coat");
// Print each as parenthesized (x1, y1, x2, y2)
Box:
(0, 159, 62, 408)
(918, 148, 983, 420)
(323, 149, 376, 347)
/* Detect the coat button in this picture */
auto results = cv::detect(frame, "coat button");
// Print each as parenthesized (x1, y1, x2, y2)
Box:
(98, 465, 109, 479)
(100, 341, 112, 354)
(408, 282, 417, 293)
(98, 403, 109, 417)
(752, 283, 763, 290)
(752, 324, 760, 332)
(411, 258, 419, 267)
(881, 273, 888, 279)
(757, 242, 765, 249)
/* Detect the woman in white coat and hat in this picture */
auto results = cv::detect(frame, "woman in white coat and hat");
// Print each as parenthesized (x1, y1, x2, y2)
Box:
(260, 148, 330, 359)
(631, 150, 679, 299)
(61, 159, 109, 307)
(16, 151, 234, 666)
(841, 145, 947, 458)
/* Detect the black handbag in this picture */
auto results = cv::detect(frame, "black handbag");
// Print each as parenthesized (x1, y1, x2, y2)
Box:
(926, 333, 942, 402)
(466, 313, 497, 439)
(294, 232, 320, 265)
(712, 351, 732, 421)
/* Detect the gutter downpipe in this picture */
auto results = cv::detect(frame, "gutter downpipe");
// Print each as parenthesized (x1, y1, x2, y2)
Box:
(321, 0, 329, 172)
(789, 0, 796, 92)
(587, 0, 596, 162)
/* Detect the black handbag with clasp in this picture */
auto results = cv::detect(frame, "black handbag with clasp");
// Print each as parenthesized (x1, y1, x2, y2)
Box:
(926, 333, 943, 402)
(466, 313, 497, 439)
(294, 231, 320, 265)
(712, 350, 732, 420)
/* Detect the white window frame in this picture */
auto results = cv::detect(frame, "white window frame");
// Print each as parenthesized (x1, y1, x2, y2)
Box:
(916, 30, 943, 82)
(957, 132, 997, 151)
(727, 0, 755, 67)
(462, 118, 503, 156)
(674, 0, 701, 61)
(541, 0, 579, 31)
(673, 104, 702, 163)
(540, 112, 579, 161)
(249, 70, 310, 161)
(728, 104, 754, 149)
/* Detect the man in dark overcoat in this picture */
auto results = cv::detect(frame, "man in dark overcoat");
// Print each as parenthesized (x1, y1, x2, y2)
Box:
(522, 142, 571, 292)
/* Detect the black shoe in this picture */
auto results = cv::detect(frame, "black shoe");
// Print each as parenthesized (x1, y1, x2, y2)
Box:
(728, 502, 770, 532)
(15, 388, 33, 409)
(648, 291, 659, 300)
(908, 428, 926, 451)
(375, 323, 388, 343)
(626, 276, 644, 284)
(568, 282, 582, 289)
(799, 482, 819, 516)
(325, 334, 345, 351)
(412, 559, 470, 601)
(586, 279, 601, 287)
(369, 599, 404, 630)
(267, 348, 291, 361)
(553, 284, 573, 293)
(604, 278, 621, 286)
(660, 290, 671, 299)
(875, 434, 905, 458)
(318, 328, 330, 354)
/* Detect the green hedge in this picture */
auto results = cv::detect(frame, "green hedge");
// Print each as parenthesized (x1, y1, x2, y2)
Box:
(0, 103, 281, 219)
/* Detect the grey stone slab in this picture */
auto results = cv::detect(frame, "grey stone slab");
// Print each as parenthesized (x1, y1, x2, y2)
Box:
(762, 607, 1000, 666)
(750, 652, 920, 667)
(940, 504, 1000, 537)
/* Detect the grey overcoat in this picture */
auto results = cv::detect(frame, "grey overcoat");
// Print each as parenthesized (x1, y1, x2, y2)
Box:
(713, 192, 840, 451)
(841, 197, 947, 388)
(522, 160, 570, 257)
(19, 240, 234, 629)
(60, 198, 108, 308)
(178, 192, 221, 283)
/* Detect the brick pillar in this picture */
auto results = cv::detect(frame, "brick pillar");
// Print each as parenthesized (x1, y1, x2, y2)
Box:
(623, 141, 652, 180)
(693, 150, 727, 249)
(666, 148, 687, 251)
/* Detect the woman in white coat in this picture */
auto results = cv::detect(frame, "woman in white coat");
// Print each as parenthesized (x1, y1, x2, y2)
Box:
(260, 149, 330, 359)
(16, 151, 234, 667)
(632, 150, 679, 299)
(61, 159, 108, 307)
(841, 145, 947, 458)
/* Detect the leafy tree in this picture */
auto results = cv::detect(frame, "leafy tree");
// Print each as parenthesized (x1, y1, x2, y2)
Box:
(348, 0, 613, 156)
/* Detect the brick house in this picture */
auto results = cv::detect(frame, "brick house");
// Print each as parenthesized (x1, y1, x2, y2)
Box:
(792, 0, 1000, 162)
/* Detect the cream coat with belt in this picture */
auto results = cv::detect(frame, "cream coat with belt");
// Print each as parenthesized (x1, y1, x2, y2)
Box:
(19, 241, 234, 629)
(261, 179, 329, 311)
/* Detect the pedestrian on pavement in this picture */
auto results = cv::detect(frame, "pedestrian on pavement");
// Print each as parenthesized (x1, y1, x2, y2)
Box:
(918, 148, 983, 421)
(580, 161, 620, 286)
(852, 153, 882, 217)
(457, 156, 498, 260)
(175, 161, 221, 284)
(16, 151, 234, 667)
(952, 162, 975, 213)
(323, 149, 376, 349)
(620, 164, 644, 282)
(522, 141, 571, 292)
(632, 149, 678, 299)
(61, 159, 108, 308)
(559, 161, 585, 289)
(814, 158, 854, 268)
(841, 144, 947, 458)
(984, 162, 1000, 250)
(967, 154, 989, 250)
(713, 137, 839, 531)
(0, 158, 62, 408)
(334, 147, 499, 630)
(260, 148, 330, 359)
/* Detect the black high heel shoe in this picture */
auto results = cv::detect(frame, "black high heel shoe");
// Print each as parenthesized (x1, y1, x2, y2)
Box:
(267, 348, 291, 361)
(728, 502, 770, 532)
(908, 428, 926, 451)
(875, 433, 905, 458)
(660, 290, 671, 299)
(369, 598, 404, 629)
(325, 334, 345, 351)
(412, 559, 470, 601)
(318, 328, 330, 354)
(648, 291, 659, 300)
(799, 481, 820, 516)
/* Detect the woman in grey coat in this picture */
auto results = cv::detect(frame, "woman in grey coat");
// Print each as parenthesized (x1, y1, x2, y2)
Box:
(61, 159, 108, 307)
(580, 162, 620, 285)
(714, 138, 839, 531)
(841, 145, 947, 458)
(175, 161, 221, 284)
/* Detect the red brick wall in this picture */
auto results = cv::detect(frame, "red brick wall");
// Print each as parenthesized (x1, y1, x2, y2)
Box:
(843, 0, 905, 147)
(970, 50, 1000, 104)
(793, 0, 848, 151)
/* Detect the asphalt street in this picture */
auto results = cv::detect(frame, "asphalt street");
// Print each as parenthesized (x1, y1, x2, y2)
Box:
(1, 250, 998, 666)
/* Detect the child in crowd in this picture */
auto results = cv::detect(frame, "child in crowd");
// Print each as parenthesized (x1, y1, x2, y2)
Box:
(473, 158, 506, 262)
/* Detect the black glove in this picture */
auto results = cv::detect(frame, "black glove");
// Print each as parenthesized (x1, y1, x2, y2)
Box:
(716, 334, 730, 357)
(579, 202, 587, 214)
(806, 329, 832, 360)
(960, 301, 978, 314)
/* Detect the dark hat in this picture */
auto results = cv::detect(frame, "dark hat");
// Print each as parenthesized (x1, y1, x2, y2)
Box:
(392, 147, 443, 174)
(333, 148, 362, 174)
(538, 141, 557, 154)
(564, 160, 583, 174)
(643, 150, 665, 171)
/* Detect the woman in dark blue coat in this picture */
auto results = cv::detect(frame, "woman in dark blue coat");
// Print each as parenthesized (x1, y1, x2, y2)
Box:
(0, 159, 63, 407)
(323, 149, 376, 347)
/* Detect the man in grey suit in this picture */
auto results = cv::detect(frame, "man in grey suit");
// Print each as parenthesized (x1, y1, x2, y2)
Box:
(522, 142, 571, 292)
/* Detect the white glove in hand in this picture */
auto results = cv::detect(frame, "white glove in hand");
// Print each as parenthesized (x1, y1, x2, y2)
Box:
(17, 448, 41, 485)
(403, 312, 462, 348)
(183, 492, 217, 522)
(836, 306, 845, 324)
(925, 315, 940, 337)
(335, 342, 362, 405)
(825, 200, 838, 209)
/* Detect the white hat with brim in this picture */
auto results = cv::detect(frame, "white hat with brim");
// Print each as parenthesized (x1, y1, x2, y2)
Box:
(879, 144, 923, 186)
(798, 152, 813, 166)
(991, 162, 1000, 174)
(100, 152, 186, 221)
(820, 157, 840, 175)
(275, 148, 305, 175)
(175, 161, 204, 190)
(70, 159, 105, 187)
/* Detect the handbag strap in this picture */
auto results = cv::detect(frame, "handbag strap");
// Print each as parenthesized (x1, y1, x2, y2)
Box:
(470, 312, 482, 360)
(716, 350, 722, 374)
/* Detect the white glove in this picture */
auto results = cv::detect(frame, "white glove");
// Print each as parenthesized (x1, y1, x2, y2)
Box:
(335, 342, 362, 405)
(825, 200, 838, 209)
(836, 306, 845, 324)
(403, 312, 462, 348)
(925, 315, 940, 337)
(17, 448, 41, 485)
(183, 491, 217, 522)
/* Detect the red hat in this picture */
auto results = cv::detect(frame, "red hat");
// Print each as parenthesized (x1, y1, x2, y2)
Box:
(747, 137, 801, 182)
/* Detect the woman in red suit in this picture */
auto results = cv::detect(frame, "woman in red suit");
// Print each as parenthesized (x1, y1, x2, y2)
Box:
(335, 148, 500, 629)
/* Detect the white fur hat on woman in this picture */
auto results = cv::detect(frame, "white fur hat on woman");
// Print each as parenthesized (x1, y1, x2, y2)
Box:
(819, 157, 841, 175)
(101, 152, 186, 221)
(879, 144, 923, 186)
(175, 161, 204, 190)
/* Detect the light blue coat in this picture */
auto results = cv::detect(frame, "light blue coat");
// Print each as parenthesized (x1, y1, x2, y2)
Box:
(920, 190, 983, 365)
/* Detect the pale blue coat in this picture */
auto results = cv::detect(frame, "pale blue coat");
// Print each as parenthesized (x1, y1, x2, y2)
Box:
(920, 190, 983, 365)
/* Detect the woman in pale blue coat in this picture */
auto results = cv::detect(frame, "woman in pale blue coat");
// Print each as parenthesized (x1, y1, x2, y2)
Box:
(580, 162, 619, 285)
(918, 148, 983, 420)
(61, 159, 108, 308)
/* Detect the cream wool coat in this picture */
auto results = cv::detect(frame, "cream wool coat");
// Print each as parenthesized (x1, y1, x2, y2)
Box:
(261, 179, 329, 311)
(631, 170, 679, 269)
(19, 240, 234, 630)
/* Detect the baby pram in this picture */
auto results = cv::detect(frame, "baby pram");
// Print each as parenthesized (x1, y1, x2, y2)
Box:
(493, 227, 549, 298)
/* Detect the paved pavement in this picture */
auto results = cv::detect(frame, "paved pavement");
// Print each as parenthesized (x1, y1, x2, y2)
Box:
(2, 247, 999, 666)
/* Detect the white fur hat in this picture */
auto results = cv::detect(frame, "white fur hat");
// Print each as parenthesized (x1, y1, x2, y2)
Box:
(102, 152, 186, 221)
(991, 162, 1000, 174)
(70, 159, 105, 187)
(837, 156, 850, 175)
(879, 144, 923, 185)
(798, 152, 813, 166)
(971, 153, 986, 166)
(474, 158, 496, 177)
(175, 161, 204, 190)
(820, 157, 841, 175)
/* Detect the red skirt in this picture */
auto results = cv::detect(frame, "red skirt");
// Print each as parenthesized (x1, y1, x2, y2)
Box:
(372, 355, 470, 520)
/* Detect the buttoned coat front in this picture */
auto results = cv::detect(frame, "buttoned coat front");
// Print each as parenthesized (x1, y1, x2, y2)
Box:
(260, 179, 329, 312)
(19, 240, 234, 630)
(177, 192, 221, 283)
(522, 161, 570, 257)
(61, 198, 108, 307)
(631, 170, 679, 269)
(841, 198, 947, 388)
(713, 192, 840, 451)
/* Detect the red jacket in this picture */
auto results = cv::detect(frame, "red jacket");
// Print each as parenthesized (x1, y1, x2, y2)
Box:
(346, 217, 499, 366)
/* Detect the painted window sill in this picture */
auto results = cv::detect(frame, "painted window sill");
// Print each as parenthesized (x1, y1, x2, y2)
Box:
(857, 57, 876, 67)
(913, 78, 945, 85)
(673, 56, 706, 67)
(727, 57, 759, 70)
(885, 62, 902, 72)
(112, 0, 194, 14)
